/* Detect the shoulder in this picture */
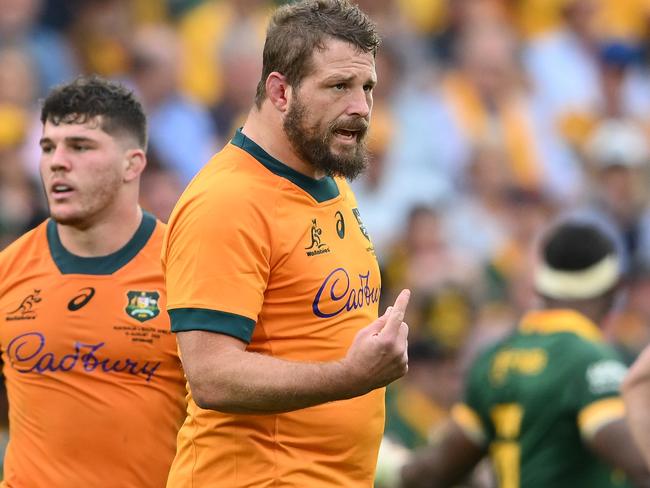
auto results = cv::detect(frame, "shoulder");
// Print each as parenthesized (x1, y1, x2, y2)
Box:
(175, 143, 280, 216)
(0, 221, 48, 267)
(563, 333, 623, 365)
(164, 147, 278, 259)
(570, 336, 627, 382)
(0, 221, 49, 292)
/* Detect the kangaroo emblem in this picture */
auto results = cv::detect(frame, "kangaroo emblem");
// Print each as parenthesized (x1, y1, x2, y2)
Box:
(305, 219, 327, 250)
(8, 289, 42, 317)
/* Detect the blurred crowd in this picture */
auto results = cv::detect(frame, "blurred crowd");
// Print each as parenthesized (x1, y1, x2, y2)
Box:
(2, 0, 650, 485)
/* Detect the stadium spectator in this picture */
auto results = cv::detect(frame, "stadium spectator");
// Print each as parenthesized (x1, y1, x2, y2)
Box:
(580, 118, 650, 272)
(401, 218, 650, 488)
(0, 0, 78, 97)
(162, 1, 411, 486)
(0, 76, 185, 485)
(381, 204, 479, 351)
(0, 45, 47, 247)
(525, 0, 650, 153)
(127, 24, 218, 184)
(177, 0, 272, 106)
(208, 17, 265, 137)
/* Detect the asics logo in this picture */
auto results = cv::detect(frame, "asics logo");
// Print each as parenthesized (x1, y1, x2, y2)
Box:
(68, 287, 96, 311)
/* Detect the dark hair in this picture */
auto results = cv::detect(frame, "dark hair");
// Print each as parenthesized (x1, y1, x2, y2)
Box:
(254, 0, 380, 107)
(40, 75, 147, 149)
(542, 221, 615, 271)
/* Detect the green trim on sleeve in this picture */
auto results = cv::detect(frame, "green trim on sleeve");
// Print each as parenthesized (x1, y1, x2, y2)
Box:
(169, 308, 255, 343)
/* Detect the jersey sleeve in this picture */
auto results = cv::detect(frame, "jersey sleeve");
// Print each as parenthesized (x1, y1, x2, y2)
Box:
(162, 179, 273, 343)
(568, 342, 628, 440)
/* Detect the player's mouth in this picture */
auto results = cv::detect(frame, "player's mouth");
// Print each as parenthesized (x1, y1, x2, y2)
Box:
(50, 182, 75, 200)
(333, 127, 366, 144)
(334, 129, 358, 141)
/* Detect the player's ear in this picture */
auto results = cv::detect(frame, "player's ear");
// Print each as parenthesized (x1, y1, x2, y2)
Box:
(123, 148, 146, 182)
(266, 72, 290, 112)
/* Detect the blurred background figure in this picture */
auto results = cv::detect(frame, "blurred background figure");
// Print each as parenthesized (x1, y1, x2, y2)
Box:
(0, 0, 78, 96)
(177, 0, 272, 107)
(0, 45, 47, 248)
(127, 24, 218, 184)
(382, 205, 480, 351)
(208, 15, 265, 137)
(580, 118, 650, 271)
(524, 0, 650, 166)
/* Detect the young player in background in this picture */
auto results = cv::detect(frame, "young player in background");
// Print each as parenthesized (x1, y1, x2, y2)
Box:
(0, 76, 185, 487)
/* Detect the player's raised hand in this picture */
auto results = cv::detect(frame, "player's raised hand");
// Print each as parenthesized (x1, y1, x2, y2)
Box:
(343, 289, 410, 396)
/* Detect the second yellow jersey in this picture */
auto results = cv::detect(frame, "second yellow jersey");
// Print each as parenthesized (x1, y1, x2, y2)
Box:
(163, 129, 384, 487)
(0, 212, 186, 487)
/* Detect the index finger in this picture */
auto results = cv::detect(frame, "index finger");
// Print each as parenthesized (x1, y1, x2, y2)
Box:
(380, 289, 410, 340)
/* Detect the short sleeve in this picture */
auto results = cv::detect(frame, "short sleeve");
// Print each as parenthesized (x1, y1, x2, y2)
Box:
(162, 179, 272, 343)
(569, 344, 628, 440)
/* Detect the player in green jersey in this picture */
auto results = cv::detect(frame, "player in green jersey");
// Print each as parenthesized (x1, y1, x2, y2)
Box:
(401, 219, 650, 488)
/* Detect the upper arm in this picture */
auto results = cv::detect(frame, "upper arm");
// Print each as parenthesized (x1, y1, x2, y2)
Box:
(177, 330, 247, 371)
(401, 419, 486, 488)
(570, 345, 650, 483)
(587, 419, 650, 488)
(623, 344, 650, 394)
(176, 330, 247, 406)
(622, 345, 650, 471)
(569, 343, 628, 439)
(400, 354, 491, 488)
(163, 179, 271, 341)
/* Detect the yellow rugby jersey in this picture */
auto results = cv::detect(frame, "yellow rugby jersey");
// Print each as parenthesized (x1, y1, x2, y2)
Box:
(163, 129, 384, 487)
(0, 212, 185, 488)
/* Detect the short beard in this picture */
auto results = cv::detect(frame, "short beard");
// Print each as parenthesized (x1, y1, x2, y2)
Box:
(283, 97, 369, 181)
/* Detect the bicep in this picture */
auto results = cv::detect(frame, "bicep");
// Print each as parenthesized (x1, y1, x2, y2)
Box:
(622, 347, 650, 473)
(176, 330, 247, 380)
(624, 345, 650, 392)
(587, 418, 650, 487)
(401, 420, 486, 488)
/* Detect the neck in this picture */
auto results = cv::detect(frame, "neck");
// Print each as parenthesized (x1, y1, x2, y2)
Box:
(241, 105, 323, 179)
(56, 205, 143, 257)
(543, 298, 609, 325)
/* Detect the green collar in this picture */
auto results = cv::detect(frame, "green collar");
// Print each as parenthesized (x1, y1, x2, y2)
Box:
(231, 128, 340, 203)
(47, 212, 156, 275)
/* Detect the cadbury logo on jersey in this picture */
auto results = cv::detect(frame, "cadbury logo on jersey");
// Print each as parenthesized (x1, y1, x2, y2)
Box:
(6, 331, 161, 382)
(6, 289, 42, 321)
(312, 268, 380, 318)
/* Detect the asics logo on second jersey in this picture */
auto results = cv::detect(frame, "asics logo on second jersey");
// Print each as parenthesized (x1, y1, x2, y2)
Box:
(68, 287, 96, 311)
